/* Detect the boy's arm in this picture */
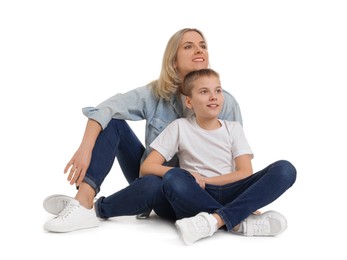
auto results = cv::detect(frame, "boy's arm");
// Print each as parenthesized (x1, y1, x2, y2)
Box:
(205, 154, 253, 185)
(140, 150, 173, 177)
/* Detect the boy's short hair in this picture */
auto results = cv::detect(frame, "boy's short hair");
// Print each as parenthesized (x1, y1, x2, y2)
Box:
(180, 68, 220, 97)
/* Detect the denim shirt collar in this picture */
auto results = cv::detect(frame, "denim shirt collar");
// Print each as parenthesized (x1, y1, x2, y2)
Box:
(170, 92, 184, 118)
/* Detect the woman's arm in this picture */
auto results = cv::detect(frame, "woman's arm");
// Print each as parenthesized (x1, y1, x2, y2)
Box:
(64, 119, 102, 186)
(205, 154, 253, 186)
(82, 85, 154, 129)
(140, 150, 173, 177)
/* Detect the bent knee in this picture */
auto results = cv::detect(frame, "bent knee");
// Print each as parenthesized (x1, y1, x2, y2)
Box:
(274, 160, 297, 185)
(162, 168, 193, 193)
(163, 168, 190, 183)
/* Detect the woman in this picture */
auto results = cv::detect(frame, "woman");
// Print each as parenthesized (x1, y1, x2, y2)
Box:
(43, 28, 242, 232)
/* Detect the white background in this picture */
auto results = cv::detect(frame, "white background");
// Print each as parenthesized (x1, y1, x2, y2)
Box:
(1, 0, 346, 259)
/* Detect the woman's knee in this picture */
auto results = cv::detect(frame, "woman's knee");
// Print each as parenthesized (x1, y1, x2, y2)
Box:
(107, 119, 128, 133)
(98, 119, 127, 141)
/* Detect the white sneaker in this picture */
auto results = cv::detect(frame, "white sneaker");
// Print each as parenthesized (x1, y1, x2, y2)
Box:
(242, 210, 287, 236)
(44, 199, 100, 233)
(175, 212, 217, 245)
(43, 194, 73, 215)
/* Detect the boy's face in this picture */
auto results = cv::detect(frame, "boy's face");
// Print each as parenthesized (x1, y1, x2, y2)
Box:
(185, 75, 224, 120)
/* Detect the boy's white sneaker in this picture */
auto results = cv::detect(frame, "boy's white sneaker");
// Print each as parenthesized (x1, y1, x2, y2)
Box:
(175, 212, 217, 245)
(43, 194, 73, 215)
(44, 199, 100, 233)
(242, 210, 287, 236)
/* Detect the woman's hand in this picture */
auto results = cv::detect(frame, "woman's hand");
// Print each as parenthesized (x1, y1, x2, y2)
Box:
(64, 119, 101, 187)
(64, 146, 92, 187)
(190, 172, 206, 189)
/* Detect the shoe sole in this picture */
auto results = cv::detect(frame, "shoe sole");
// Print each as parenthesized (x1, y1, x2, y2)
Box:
(44, 218, 100, 233)
(268, 210, 287, 236)
(43, 194, 73, 215)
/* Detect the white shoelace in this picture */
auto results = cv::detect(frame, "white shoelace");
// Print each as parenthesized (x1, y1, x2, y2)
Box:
(55, 199, 70, 215)
(193, 215, 210, 234)
(57, 201, 80, 219)
(244, 219, 270, 235)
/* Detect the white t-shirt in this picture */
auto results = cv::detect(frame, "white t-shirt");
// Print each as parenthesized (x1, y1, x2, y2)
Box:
(150, 116, 253, 177)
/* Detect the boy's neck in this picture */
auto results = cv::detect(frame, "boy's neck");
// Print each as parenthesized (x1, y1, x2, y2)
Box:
(195, 116, 221, 130)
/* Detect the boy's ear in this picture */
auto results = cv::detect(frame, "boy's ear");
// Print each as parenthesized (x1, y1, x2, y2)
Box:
(185, 96, 193, 109)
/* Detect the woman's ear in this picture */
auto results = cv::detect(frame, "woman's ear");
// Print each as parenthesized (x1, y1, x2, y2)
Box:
(185, 96, 193, 110)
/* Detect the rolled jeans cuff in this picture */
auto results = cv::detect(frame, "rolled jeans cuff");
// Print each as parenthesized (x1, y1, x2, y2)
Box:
(82, 176, 100, 194)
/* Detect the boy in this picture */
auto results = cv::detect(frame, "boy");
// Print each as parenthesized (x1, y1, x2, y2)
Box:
(140, 68, 296, 245)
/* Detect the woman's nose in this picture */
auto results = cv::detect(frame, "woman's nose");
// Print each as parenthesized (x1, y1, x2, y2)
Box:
(195, 46, 203, 54)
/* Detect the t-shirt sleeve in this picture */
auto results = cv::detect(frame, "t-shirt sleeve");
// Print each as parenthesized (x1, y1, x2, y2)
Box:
(149, 120, 180, 162)
(230, 122, 254, 159)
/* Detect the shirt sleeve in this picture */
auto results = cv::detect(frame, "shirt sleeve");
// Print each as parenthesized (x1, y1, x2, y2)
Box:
(82, 85, 156, 129)
(229, 122, 254, 159)
(149, 120, 180, 162)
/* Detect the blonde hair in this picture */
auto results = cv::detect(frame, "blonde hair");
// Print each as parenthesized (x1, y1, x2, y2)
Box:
(151, 28, 207, 101)
(181, 68, 220, 97)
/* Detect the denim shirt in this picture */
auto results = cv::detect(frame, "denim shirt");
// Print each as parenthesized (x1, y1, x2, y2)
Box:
(82, 84, 243, 165)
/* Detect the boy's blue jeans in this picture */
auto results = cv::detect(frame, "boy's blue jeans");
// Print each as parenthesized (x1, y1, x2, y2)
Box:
(86, 119, 296, 229)
(161, 163, 296, 230)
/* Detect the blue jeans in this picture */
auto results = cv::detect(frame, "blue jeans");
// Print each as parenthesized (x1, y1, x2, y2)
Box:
(86, 119, 296, 229)
(95, 175, 176, 220)
(86, 119, 175, 220)
(83, 119, 145, 193)
(162, 160, 296, 231)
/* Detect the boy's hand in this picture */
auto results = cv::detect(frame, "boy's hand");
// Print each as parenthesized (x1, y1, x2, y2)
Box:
(190, 172, 206, 189)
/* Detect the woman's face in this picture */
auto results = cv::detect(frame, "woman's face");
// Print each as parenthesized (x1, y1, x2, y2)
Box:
(175, 31, 209, 80)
